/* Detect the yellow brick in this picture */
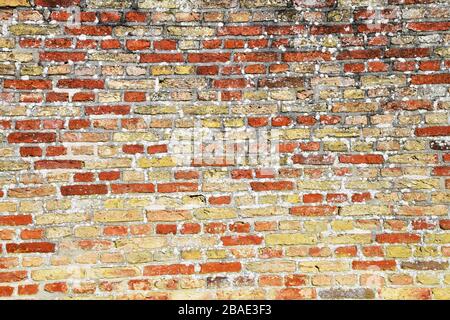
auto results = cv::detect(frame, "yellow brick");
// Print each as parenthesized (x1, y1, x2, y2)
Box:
(299, 261, 349, 272)
(240, 206, 288, 217)
(303, 221, 328, 232)
(174, 65, 194, 75)
(433, 289, 450, 300)
(85, 158, 132, 169)
(265, 233, 317, 245)
(224, 118, 244, 127)
(167, 26, 215, 36)
(87, 267, 139, 279)
(32, 268, 85, 281)
(315, 127, 359, 138)
(0, 161, 30, 171)
(388, 153, 436, 164)
(206, 250, 228, 259)
(345, 180, 391, 190)
(280, 129, 310, 139)
(107, 79, 154, 89)
(279, 221, 301, 230)
(395, 179, 440, 190)
(194, 208, 237, 220)
(0, 202, 17, 212)
(417, 274, 439, 285)
(126, 251, 153, 264)
(9, 24, 60, 35)
(202, 182, 247, 192)
(331, 220, 353, 231)
(340, 205, 391, 216)
(386, 246, 412, 258)
(113, 132, 157, 142)
(414, 246, 439, 257)
(46, 227, 71, 239)
(424, 233, 450, 244)
(46, 200, 71, 211)
(0, 0, 30, 6)
(151, 65, 172, 75)
(182, 250, 202, 260)
(74, 226, 100, 238)
(297, 180, 340, 191)
(137, 156, 176, 168)
(115, 237, 167, 250)
(398, 205, 447, 216)
(380, 288, 431, 300)
(146, 210, 192, 221)
(324, 141, 348, 152)
(361, 75, 406, 87)
(36, 213, 88, 225)
(323, 234, 372, 244)
(182, 105, 228, 115)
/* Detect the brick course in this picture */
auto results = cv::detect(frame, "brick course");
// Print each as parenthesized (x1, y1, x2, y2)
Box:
(0, 0, 449, 300)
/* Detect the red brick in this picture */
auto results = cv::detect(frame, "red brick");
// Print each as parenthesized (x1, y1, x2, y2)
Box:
(8, 132, 56, 144)
(122, 144, 144, 154)
(337, 49, 382, 60)
(98, 171, 120, 181)
(217, 26, 262, 36)
(4, 80, 52, 90)
(250, 181, 294, 191)
(85, 105, 130, 115)
(40, 52, 85, 62)
(148, 145, 167, 154)
(157, 183, 198, 193)
(0, 215, 32, 226)
(126, 40, 151, 51)
(181, 223, 201, 234)
(415, 126, 450, 137)
(65, 26, 112, 36)
(339, 154, 384, 164)
(376, 233, 421, 243)
(6, 242, 55, 253)
(18, 284, 39, 295)
(57, 79, 104, 89)
(140, 53, 184, 63)
(35, 0, 80, 6)
(221, 235, 263, 246)
(188, 53, 230, 63)
(144, 264, 194, 276)
(156, 224, 177, 235)
(20, 147, 42, 157)
(35, 160, 84, 170)
(44, 282, 68, 293)
(283, 51, 331, 62)
(74, 172, 94, 183)
(235, 52, 277, 62)
(153, 40, 177, 50)
(352, 260, 396, 271)
(209, 196, 231, 205)
(411, 74, 450, 85)
(291, 205, 337, 216)
(407, 22, 450, 31)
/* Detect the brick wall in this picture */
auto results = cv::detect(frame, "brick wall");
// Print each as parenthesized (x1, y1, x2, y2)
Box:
(0, 0, 449, 300)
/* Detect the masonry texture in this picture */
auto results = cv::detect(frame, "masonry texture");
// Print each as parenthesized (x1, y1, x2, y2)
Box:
(0, 0, 449, 300)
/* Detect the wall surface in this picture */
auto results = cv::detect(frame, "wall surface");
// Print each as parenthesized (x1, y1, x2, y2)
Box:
(0, 0, 449, 300)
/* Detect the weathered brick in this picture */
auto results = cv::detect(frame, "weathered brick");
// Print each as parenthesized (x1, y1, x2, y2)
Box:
(0, 0, 447, 301)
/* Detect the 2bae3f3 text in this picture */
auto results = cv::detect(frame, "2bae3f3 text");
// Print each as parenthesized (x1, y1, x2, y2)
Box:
(178, 304, 272, 318)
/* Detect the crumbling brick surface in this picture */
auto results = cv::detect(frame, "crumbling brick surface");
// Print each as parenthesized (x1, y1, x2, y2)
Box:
(0, 0, 449, 299)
